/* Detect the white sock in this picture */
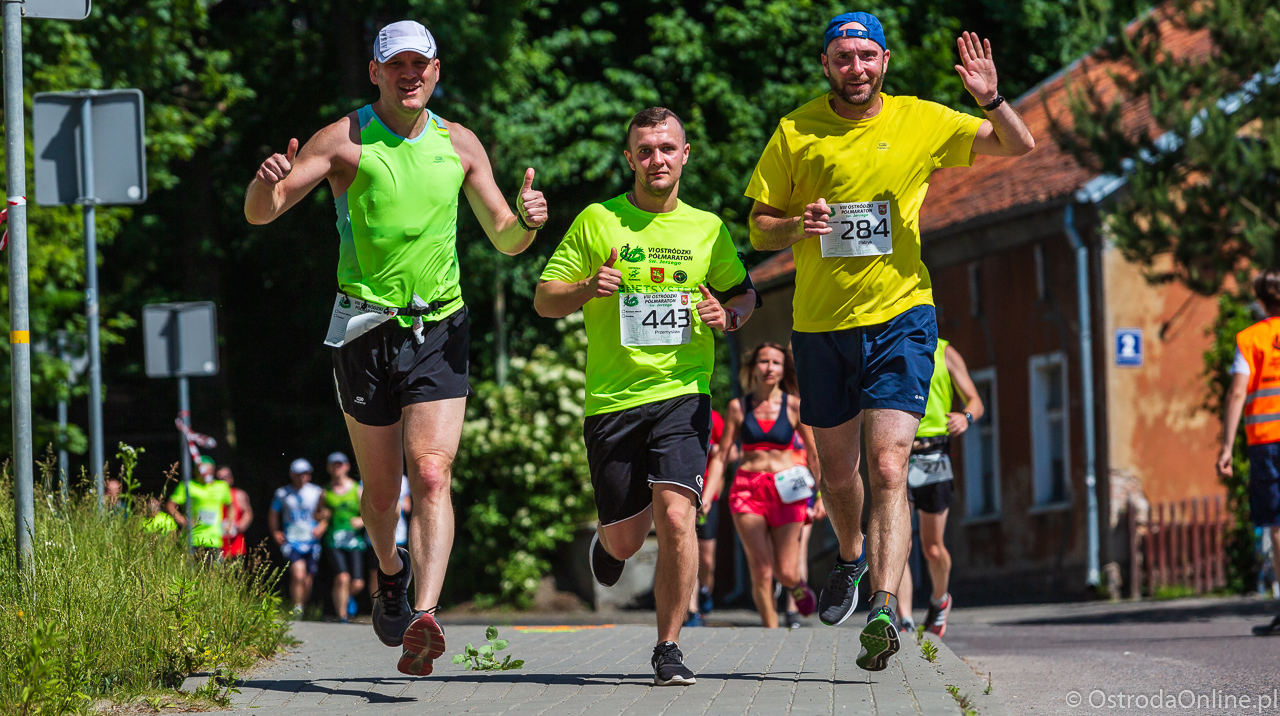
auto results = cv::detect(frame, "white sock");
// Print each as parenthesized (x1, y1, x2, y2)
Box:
(930, 593, 949, 607)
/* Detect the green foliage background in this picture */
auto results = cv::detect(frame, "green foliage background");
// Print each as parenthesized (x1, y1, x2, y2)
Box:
(1, 0, 1133, 605)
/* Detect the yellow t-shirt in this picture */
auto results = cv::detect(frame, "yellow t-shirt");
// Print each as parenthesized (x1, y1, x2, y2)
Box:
(745, 93, 984, 332)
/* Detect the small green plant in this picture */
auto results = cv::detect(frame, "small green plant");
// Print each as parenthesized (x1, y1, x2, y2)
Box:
(116, 443, 145, 496)
(947, 684, 978, 715)
(920, 638, 939, 663)
(915, 624, 926, 642)
(984, 672, 993, 695)
(451, 626, 524, 671)
(191, 666, 241, 708)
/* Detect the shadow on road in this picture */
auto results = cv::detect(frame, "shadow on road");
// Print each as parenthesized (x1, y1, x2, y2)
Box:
(994, 599, 1275, 626)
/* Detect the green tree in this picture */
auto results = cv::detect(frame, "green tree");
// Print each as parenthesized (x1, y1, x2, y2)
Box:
(0, 0, 250, 459)
(1056, 0, 1280, 590)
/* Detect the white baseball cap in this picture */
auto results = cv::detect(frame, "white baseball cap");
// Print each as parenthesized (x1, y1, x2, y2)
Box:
(289, 458, 314, 475)
(374, 20, 438, 63)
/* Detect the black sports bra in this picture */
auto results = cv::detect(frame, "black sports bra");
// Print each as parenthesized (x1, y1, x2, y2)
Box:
(740, 393, 797, 452)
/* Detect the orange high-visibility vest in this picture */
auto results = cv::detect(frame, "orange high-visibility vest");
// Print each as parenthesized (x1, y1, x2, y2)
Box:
(1238, 317, 1280, 445)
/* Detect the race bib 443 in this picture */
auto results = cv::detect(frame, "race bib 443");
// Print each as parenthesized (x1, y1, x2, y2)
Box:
(620, 291, 693, 346)
(820, 201, 893, 258)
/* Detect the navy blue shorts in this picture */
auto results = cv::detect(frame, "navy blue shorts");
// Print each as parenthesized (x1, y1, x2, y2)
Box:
(1247, 442, 1280, 527)
(791, 305, 938, 429)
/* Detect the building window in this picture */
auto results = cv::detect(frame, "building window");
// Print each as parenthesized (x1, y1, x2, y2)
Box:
(968, 262, 983, 317)
(963, 368, 1000, 520)
(1030, 353, 1070, 508)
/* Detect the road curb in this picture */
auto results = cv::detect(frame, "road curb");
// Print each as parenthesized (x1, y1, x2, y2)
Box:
(925, 631, 1012, 716)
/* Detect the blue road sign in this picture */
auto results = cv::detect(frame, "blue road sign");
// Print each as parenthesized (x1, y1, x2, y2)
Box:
(1116, 328, 1143, 367)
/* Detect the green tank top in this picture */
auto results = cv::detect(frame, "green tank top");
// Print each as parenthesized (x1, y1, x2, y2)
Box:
(917, 338, 953, 438)
(335, 105, 466, 326)
(323, 484, 366, 550)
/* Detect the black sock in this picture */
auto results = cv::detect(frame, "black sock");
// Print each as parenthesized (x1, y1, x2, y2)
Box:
(869, 590, 898, 620)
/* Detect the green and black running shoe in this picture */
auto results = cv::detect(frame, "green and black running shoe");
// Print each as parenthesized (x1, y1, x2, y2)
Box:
(856, 608, 901, 672)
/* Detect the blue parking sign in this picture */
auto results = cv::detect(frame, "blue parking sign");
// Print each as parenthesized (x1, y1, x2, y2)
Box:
(1116, 328, 1143, 367)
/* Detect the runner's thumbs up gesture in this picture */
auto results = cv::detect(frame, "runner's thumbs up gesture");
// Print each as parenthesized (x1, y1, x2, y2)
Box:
(801, 197, 832, 238)
(257, 138, 298, 185)
(697, 285, 729, 331)
(589, 247, 622, 299)
(516, 168, 548, 230)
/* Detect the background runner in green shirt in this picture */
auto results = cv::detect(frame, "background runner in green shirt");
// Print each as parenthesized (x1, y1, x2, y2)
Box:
(166, 458, 233, 550)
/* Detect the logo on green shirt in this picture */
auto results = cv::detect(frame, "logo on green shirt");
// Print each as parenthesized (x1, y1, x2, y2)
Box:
(619, 244, 645, 262)
(673, 270, 688, 284)
(623, 294, 639, 307)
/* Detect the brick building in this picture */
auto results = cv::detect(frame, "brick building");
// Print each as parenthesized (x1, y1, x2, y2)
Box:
(737, 10, 1222, 602)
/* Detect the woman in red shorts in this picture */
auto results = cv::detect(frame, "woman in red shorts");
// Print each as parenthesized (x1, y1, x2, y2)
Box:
(709, 342, 821, 627)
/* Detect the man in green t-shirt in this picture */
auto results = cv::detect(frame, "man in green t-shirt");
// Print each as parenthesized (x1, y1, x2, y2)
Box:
(166, 456, 233, 555)
(896, 338, 983, 638)
(535, 107, 759, 686)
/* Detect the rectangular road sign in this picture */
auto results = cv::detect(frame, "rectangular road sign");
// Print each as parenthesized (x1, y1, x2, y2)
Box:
(22, 0, 91, 19)
(1115, 328, 1143, 367)
(33, 89, 146, 206)
(143, 302, 219, 378)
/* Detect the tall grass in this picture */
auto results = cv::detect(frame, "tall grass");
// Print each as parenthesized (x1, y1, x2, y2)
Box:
(0, 461, 289, 714)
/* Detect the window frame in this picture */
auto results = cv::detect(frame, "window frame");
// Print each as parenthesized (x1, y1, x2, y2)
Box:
(1029, 351, 1072, 512)
(962, 366, 1002, 524)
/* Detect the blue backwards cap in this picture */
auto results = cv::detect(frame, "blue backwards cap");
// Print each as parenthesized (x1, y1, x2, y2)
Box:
(824, 12, 886, 52)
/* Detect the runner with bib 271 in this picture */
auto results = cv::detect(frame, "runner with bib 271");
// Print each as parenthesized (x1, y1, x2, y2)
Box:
(745, 12, 1034, 672)
(243, 20, 547, 676)
(535, 107, 759, 686)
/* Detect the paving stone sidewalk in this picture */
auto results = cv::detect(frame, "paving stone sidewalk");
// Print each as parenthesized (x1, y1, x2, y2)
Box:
(203, 620, 1010, 715)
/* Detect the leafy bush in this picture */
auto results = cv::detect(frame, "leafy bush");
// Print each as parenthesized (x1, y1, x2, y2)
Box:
(448, 316, 595, 608)
(0, 462, 288, 713)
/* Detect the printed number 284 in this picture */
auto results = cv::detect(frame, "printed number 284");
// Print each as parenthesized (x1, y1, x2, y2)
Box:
(838, 218, 890, 241)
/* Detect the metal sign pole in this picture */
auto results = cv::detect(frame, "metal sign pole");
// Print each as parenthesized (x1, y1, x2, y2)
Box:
(57, 332, 69, 502)
(80, 95, 105, 504)
(4, 0, 36, 573)
(179, 375, 192, 553)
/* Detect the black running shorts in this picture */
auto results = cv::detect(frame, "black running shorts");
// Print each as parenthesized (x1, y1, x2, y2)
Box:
(695, 498, 720, 541)
(583, 394, 712, 526)
(908, 480, 953, 514)
(332, 307, 472, 426)
(327, 546, 365, 577)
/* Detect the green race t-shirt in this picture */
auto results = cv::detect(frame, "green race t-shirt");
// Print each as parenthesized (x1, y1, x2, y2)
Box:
(540, 195, 748, 416)
(170, 480, 232, 548)
(323, 484, 366, 550)
(917, 338, 953, 438)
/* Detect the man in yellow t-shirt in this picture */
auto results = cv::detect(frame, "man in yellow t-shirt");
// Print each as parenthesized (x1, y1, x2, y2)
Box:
(745, 12, 1033, 671)
(536, 107, 758, 686)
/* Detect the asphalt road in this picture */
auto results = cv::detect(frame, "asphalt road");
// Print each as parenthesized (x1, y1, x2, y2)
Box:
(942, 595, 1280, 716)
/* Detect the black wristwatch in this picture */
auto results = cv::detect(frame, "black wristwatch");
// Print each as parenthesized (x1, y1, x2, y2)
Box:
(516, 211, 544, 232)
(964, 412, 974, 425)
(979, 95, 1005, 112)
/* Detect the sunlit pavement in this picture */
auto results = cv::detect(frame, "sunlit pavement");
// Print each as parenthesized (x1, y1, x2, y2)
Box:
(943, 595, 1279, 716)
(201, 617, 1007, 715)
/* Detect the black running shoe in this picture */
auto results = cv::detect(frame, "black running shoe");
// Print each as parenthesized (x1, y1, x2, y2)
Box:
(818, 555, 868, 626)
(652, 641, 696, 686)
(856, 607, 901, 671)
(372, 546, 413, 647)
(783, 610, 802, 629)
(1253, 614, 1280, 636)
(589, 532, 624, 587)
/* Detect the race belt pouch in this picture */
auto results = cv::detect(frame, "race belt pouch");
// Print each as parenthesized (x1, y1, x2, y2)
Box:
(324, 292, 442, 348)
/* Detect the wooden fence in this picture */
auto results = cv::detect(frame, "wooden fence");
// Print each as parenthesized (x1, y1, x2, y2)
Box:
(1127, 496, 1228, 599)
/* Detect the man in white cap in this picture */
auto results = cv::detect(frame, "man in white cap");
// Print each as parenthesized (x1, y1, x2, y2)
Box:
(270, 458, 327, 614)
(244, 20, 548, 675)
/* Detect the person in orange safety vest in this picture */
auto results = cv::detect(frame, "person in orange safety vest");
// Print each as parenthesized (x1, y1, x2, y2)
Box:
(1217, 269, 1280, 637)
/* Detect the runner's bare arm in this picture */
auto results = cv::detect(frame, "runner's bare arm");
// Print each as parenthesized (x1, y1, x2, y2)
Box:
(796, 410, 821, 486)
(954, 32, 1035, 157)
(701, 441, 724, 517)
(235, 492, 254, 532)
(244, 117, 355, 225)
(165, 499, 186, 527)
(749, 199, 832, 251)
(268, 508, 284, 545)
(704, 398, 743, 504)
(453, 123, 545, 256)
(534, 247, 621, 318)
(943, 345, 985, 436)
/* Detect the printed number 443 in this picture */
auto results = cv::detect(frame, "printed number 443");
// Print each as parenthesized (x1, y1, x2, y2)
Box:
(641, 308, 691, 329)
(837, 218, 890, 241)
